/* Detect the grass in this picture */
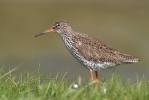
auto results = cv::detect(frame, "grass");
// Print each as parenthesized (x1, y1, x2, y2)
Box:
(0, 67, 149, 100)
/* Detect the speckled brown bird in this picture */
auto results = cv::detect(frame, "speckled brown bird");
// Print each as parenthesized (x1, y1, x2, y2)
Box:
(35, 20, 140, 82)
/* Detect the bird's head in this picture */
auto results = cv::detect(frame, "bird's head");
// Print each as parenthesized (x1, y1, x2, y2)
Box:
(35, 20, 73, 37)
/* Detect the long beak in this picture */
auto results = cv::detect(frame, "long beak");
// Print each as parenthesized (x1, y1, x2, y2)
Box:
(35, 28, 54, 37)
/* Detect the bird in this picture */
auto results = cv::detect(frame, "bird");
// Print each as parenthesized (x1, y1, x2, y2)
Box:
(35, 20, 140, 83)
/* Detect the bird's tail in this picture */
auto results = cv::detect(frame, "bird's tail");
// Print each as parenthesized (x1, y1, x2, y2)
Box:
(123, 56, 140, 63)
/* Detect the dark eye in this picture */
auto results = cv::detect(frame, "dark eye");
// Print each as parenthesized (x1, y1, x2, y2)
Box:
(56, 23, 60, 26)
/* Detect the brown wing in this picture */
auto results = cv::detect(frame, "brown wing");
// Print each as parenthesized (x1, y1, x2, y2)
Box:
(72, 33, 140, 64)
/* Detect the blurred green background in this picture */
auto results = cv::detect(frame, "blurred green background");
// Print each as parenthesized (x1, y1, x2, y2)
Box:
(0, 0, 149, 81)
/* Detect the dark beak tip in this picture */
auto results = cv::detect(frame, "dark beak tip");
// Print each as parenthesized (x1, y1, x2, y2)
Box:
(34, 34, 39, 37)
(34, 32, 45, 37)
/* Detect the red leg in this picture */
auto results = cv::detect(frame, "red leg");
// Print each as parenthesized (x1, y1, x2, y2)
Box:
(95, 71, 99, 80)
(95, 71, 99, 87)
(90, 70, 94, 82)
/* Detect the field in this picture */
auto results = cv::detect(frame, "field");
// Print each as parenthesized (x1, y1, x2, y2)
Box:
(0, 67, 148, 100)
(0, 1, 148, 100)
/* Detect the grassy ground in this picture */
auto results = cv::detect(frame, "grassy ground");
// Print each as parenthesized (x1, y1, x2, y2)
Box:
(0, 67, 148, 100)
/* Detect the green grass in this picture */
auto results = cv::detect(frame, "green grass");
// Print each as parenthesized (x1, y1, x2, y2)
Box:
(0, 67, 149, 100)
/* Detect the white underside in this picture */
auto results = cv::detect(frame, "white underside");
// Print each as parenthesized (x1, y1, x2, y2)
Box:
(82, 59, 117, 71)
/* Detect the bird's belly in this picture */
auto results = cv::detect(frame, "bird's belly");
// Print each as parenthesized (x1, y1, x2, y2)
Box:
(80, 58, 116, 71)
(71, 51, 117, 71)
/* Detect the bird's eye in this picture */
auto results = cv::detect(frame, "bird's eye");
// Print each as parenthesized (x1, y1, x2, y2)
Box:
(56, 24, 60, 26)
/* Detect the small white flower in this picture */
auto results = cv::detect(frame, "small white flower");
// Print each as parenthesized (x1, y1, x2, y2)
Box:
(73, 84, 79, 89)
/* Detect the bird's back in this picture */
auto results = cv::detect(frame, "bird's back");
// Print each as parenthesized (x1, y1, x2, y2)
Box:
(70, 33, 140, 67)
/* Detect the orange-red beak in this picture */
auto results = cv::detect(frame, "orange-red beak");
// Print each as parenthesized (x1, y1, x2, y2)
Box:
(35, 28, 54, 37)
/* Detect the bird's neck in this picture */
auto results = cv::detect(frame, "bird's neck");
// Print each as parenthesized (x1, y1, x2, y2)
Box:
(60, 31, 76, 51)
(60, 28, 75, 39)
(60, 32, 73, 44)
